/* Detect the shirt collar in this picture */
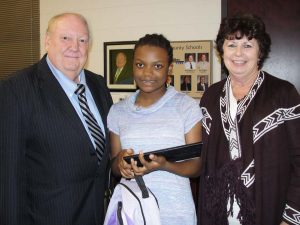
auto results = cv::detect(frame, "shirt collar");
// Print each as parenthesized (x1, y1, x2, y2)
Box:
(46, 55, 86, 98)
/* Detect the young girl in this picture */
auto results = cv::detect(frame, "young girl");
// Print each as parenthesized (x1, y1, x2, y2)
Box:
(108, 34, 202, 225)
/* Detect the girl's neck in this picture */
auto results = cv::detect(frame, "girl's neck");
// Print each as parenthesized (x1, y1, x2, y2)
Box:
(135, 88, 167, 108)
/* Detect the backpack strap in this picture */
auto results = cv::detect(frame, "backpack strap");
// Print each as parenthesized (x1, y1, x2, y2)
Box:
(119, 183, 146, 225)
(135, 175, 149, 198)
(117, 201, 124, 225)
(147, 188, 159, 209)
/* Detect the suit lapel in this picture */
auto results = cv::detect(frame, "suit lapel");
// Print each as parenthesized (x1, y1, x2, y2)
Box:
(37, 56, 93, 149)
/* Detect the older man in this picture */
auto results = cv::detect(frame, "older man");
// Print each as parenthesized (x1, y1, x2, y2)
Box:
(0, 13, 112, 225)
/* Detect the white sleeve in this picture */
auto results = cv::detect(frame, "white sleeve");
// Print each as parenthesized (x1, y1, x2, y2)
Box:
(181, 96, 202, 134)
(107, 104, 120, 135)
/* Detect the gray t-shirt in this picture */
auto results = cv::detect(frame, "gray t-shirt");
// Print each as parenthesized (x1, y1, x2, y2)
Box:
(107, 86, 202, 225)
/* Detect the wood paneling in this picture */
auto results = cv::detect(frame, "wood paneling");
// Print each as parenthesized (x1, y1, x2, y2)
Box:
(0, 0, 40, 80)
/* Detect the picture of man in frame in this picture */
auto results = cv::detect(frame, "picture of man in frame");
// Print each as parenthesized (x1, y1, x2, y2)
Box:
(184, 53, 196, 70)
(110, 50, 134, 85)
(166, 74, 174, 87)
(197, 53, 209, 71)
(197, 75, 209, 91)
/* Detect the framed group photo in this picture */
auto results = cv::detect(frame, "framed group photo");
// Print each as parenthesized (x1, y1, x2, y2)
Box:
(104, 41, 137, 92)
(170, 40, 213, 98)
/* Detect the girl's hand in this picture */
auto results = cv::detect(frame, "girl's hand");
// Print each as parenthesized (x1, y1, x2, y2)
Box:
(117, 149, 135, 179)
(131, 151, 167, 176)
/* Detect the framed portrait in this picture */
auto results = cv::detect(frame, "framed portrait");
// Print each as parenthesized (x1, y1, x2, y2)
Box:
(104, 41, 137, 91)
(171, 40, 213, 98)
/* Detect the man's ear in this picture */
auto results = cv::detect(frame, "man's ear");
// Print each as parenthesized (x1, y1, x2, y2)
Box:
(45, 33, 51, 52)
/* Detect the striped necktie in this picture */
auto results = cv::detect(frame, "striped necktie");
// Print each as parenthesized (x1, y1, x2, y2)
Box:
(114, 68, 121, 83)
(75, 84, 105, 162)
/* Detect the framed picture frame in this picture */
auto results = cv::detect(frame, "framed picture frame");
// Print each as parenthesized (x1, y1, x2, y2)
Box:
(104, 41, 137, 91)
(170, 40, 213, 98)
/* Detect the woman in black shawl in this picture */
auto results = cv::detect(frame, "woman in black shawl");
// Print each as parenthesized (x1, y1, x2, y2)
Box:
(198, 13, 300, 225)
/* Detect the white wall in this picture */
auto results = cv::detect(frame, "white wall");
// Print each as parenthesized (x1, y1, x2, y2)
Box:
(40, 0, 221, 102)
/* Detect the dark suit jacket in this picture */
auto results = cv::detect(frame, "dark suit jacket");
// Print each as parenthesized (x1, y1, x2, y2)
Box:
(0, 55, 113, 225)
(111, 65, 133, 84)
(197, 82, 209, 91)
